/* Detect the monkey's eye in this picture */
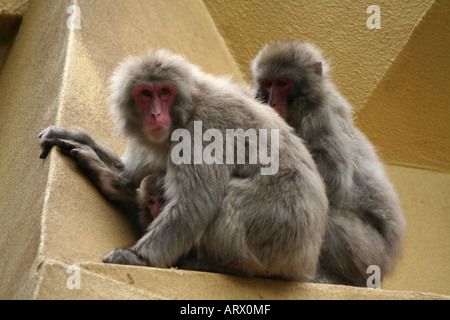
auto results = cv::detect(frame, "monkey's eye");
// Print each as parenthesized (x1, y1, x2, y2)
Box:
(146, 197, 156, 206)
(261, 80, 272, 89)
(142, 89, 152, 97)
(160, 88, 171, 96)
(277, 80, 288, 87)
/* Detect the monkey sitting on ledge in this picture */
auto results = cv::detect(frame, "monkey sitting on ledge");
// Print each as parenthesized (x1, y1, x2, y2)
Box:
(39, 49, 328, 281)
(251, 40, 406, 286)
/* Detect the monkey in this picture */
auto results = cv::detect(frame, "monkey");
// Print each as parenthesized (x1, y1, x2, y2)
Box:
(136, 172, 166, 229)
(251, 40, 406, 286)
(39, 49, 329, 281)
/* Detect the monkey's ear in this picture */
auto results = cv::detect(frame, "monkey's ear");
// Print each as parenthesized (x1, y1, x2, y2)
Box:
(312, 62, 322, 76)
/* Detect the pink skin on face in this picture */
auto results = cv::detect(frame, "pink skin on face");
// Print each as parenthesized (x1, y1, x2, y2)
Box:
(260, 77, 293, 119)
(145, 194, 164, 218)
(132, 83, 176, 138)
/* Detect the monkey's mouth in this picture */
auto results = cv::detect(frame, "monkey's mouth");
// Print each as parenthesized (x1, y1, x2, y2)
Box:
(269, 93, 288, 119)
(148, 127, 169, 138)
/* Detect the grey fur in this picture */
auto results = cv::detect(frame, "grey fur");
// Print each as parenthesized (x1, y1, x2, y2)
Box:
(39, 49, 329, 281)
(251, 40, 406, 286)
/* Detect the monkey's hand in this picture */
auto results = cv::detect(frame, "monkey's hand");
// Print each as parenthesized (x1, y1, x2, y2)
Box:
(38, 126, 72, 159)
(56, 139, 101, 167)
(103, 248, 149, 266)
(55, 139, 119, 188)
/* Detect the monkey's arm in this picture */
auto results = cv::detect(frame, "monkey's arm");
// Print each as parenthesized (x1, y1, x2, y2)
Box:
(39, 126, 123, 170)
(55, 139, 144, 228)
(38, 126, 142, 226)
(302, 110, 354, 198)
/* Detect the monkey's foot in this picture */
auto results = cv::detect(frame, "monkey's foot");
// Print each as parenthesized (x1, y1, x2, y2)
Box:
(103, 248, 149, 266)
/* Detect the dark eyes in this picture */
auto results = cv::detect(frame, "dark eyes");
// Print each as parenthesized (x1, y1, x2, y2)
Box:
(262, 80, 271, 88)
(261, 79, 288, 88)
(141, 88, 170, 97)
(160, 88, 171, 95)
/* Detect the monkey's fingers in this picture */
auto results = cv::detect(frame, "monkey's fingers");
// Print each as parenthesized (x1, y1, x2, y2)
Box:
(38, 126, 69, 159)
(39, 143, 53, 159)
(38, 127, 55, 139)
(103, 249, 149, 266)
(39, 138, 58, 159)
(56, 139, 83, 156)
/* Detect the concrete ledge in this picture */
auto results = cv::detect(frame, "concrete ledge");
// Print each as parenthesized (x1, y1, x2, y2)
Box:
(34, 260, 448, 300)
(35, 260, 163, 300)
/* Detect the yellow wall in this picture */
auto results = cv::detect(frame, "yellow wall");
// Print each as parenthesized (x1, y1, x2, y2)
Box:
(381, 166, 449, 294)
(356, 3, 450, 295)
(357, 0, 450, 172)
(203, 0, 450, 172)
(203, 0, 434, 111)
(0, 0, 28, 70)
(0, 0, 244, 299)
(204, 0, 450, 295)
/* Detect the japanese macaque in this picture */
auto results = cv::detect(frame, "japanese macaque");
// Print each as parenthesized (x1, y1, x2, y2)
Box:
(251, 40, 406, 286)
(39, 49, 328, 281)
(136, 172, 166, 229)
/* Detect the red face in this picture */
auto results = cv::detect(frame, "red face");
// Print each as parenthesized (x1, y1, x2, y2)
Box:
(133, 83, 176, 138)
(260, 77, 293, 119)
(145, 194, 165, 219)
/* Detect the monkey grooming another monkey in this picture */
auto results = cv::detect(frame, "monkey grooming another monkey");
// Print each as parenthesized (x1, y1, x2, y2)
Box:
(251, 40, 406, 286)
(39, 49, 328, 281)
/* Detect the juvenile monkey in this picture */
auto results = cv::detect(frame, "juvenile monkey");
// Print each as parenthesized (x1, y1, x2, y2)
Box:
(251, 40, 406, 286)
(39, 49, 328, 281)
(136, 172, 166, 230)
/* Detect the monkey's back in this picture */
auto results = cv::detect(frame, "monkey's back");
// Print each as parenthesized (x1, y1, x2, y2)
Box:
(191, 79, 329, 280)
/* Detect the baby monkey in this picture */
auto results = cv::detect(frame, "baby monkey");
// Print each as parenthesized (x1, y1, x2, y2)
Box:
(136, 172, 166, 232)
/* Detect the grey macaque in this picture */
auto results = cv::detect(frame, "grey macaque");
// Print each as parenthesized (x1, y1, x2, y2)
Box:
(251, 40, 406, 286)
(39, 49, 328, 281)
